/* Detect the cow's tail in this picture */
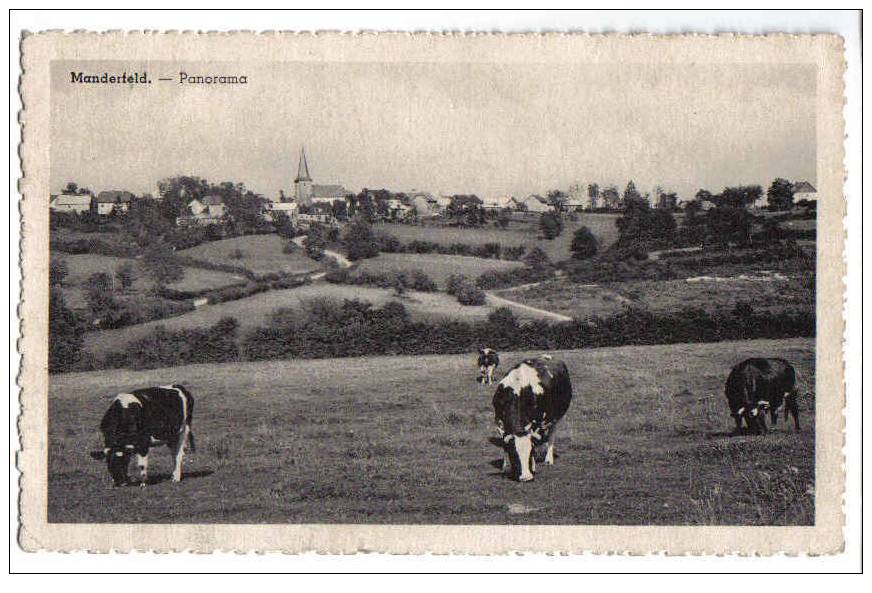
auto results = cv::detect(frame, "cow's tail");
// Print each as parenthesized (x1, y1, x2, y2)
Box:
(187, 427, 197, 453)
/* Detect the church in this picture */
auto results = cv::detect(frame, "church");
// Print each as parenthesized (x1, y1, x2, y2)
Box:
(292, 147, 353, 207)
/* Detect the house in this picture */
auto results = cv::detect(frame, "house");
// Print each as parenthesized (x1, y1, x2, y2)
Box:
(176, 195, 226, 226)
(792, 181, 818, 203)
(566, 183, 593, 211)
(49, 193, 92, 214)
(296, 212, 335, 229)
(481, 195, 517, 212)
(262, 201, 299, 222)
(519, 194, 553, 213)
(408, 191, 441, 217)
(385, 198, 413, 220)
(434, 194, 454, 210)
(94, 190, 134, 215)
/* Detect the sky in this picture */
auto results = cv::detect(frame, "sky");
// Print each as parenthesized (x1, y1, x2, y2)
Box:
(51, 60, 816, 202)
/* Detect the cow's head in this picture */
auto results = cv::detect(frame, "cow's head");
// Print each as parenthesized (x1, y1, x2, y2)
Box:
(493, 376, 541, 482)
(92, 396, 143, 486)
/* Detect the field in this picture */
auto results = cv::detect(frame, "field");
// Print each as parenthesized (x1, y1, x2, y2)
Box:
(55, 253, 245, 308)
(373, 213, 621, 261)
(355, 252, 524, 288)
(497, 274, 815, 320)
(179, 234, 323, 275)
(48, 337, 815, 525)
(81, 281, 544, 360)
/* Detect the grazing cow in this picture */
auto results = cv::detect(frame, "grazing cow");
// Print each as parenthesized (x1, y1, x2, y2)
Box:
(478, 348, 500, 385)
(492, 355, 572, 482)
(725, 358, 800, 435)
(91, 384, 196, 486)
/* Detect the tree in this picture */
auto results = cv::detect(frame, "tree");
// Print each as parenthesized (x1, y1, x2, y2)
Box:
(539, 212, 563, 240)
(523, 246, 551, 271)
(343, 217, 380, 261)
(717, 185, 763, 209)
(142, 244, 184, 285)
(623, 180, 643, 206)
(546, 190, 568, 211)
(601, 185, 621, 209)
(49, 259, 68, 287)
(115, 262, 137, 291)
(705, 206, 753, 247)
(272, 212, 297, 239)
(48, 289, 84, 372)
(303, 224, 327, 260)
(767, 178, 795, 211)
(570, 226, 599, 260)
(496, 209, 511, 229)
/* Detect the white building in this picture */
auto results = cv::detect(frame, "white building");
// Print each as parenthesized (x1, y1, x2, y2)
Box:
(94, 191, 133, 215)
(49, 193, 92, 214)
(262, 201, 299, 222)
(792, 181, 818, 203)
(519, 194, 553, 213)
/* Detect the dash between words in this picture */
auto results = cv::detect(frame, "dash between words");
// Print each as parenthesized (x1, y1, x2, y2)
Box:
(69, 71, 249, 85)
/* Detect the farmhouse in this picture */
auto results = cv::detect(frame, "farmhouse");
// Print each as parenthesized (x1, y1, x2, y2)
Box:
(519, 194, 553, 213)
(94, 190, 133, 215)
(262, 200, 299, 222)
(176, 195, 226, 226)
(408, 191, 441, 217)
(385, 198, 413, 220)
(49, 193, 92, 214)
(297, 212, 335, 229)
(293, 146, 353, 207)
(792, 180, 817, 203)
(481, 195, 518, 212)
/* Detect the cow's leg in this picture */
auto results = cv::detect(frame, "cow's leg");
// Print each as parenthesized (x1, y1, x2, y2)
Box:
(733, 415, 743, 435)
(501, 450, 511, 474)
(544, 426, 557, 465)
(170, 426, 188, 482)
(488, 366, 496, 385)
(134, 452, 149, 486)
(787, 390, 801, 431)
(755, 410, 768, 435)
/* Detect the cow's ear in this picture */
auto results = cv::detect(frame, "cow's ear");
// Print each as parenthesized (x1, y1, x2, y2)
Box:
(89, 450, 107, 461)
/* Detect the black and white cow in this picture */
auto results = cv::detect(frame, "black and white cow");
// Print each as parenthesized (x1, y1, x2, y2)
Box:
(91, 384, 196, 486)
(725, 358, 800, 435)
(492, 355, 573, 482)
(477, 348, 500, 385)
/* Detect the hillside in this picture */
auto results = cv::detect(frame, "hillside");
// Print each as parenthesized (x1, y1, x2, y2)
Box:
(49, 337, 814, 525)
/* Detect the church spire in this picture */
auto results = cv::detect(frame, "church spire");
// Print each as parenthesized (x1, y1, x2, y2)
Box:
(295, 146, 312, 183)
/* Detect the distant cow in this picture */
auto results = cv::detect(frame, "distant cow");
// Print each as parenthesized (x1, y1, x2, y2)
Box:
(478, 348, 500, 385)
(91, 384, 196, 486)
(725, 358, 800, 435)
(493, 355, 572, 482)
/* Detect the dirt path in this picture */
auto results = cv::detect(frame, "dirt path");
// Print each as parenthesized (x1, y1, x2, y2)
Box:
(484, 291, 574, 322)
(292, 235, 353, 269)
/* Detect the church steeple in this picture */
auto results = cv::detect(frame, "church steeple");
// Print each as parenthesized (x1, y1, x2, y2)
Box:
(294, 146, 313, 204)
(295, 146, 312, 183)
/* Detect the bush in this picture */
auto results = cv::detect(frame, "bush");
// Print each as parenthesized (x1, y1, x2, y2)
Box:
(377, 232, 403, 253)
(48, 289, 84, 373)
(409, 269, 437, 292)
(283, 240, 299, 254)
(571, 226, 599, 260)
(455, 282, 486, 306)
(503, 245, 527, 261)
(539, 212, 563, 239)
(445, 274, 468, 296)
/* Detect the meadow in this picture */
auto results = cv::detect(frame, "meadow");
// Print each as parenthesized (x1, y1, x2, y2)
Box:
(497, 273, 815, 320)
(56, 253, 246, 308)
(373, 213, 621, 261)
(355, 252, 524, 288)
(80, 281, 547, 361)
(48, 337, 814, 525)
(179, 234, 323, 275)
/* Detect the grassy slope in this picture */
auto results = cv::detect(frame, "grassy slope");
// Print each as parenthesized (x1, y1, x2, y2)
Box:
(373, 213, 620, 261)
(179, 234, 322, 275)
(355, 252, 524, 288)
(49, 337, 814, 525)
(81, 282, 533, 360)
(498, 275, 815, 319)
(56, 253, 245, 308)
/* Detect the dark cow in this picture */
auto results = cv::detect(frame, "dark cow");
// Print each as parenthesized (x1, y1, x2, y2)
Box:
(91, 384, 195, 486)
(492, 355, 572, 482)
(725, 358, 800, 435)
(477, 347, 500, 385)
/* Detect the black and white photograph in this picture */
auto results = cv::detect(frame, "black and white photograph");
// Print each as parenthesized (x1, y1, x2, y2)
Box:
(16, 30, 848, 556)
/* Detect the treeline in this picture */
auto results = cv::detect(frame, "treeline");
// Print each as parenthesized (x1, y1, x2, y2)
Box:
(61, 298, 814, 372)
